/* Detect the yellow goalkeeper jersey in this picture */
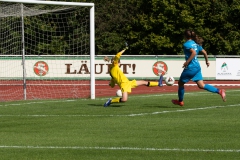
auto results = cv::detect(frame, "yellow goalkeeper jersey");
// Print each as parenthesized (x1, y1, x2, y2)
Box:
(110, 51, 129, 87)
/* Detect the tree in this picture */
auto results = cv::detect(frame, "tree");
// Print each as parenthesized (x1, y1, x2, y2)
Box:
(3, 0, 239, 55)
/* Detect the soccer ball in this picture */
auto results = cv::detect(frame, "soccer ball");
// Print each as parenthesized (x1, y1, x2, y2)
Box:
(165, 76, 175, 86)
(116, 89, 122, 97)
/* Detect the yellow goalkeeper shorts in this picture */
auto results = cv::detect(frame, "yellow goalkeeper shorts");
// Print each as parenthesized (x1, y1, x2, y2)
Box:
(120, 80, 137, 93)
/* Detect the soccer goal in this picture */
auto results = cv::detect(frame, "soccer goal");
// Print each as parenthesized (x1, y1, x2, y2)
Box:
(0, 0, 95, 101)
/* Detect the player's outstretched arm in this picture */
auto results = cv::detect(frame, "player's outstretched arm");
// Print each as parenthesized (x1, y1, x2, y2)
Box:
(109, 78, 115, 88)
(118, 47, 128, 55)
(103, 56, 110, 62)
(201, 49, 210, 67)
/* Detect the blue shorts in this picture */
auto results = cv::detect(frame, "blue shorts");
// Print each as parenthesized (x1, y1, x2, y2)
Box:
(179, 67, 203, 83)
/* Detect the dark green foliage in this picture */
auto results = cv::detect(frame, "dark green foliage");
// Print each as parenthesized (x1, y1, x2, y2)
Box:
(92, 0, 132, 54)
(89, 0, 240, 55)
(24, 7, 90, 55)
(1, 0, 240, 55)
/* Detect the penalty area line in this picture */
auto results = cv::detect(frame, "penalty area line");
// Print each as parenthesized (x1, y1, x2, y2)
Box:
(0, 145, 239, 153)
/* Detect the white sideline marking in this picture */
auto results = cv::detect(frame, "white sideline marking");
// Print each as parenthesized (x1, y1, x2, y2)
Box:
(0, 99, 77, 107)
(0, 104, 239, 117)
(0, 90, 239, 117)
(0, 145, 239, 152)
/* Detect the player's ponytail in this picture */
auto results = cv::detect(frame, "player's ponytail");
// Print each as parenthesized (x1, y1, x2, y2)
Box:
(191, 31, 204, 46)
(184, 29, 192, 39)
(184, 29, 204, 46)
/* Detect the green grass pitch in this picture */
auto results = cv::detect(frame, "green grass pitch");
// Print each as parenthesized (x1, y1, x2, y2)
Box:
(0, 89, 240, 160)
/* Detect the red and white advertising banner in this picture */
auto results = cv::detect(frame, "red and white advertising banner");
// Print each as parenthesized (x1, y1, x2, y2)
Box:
(0, 57, 216, 80)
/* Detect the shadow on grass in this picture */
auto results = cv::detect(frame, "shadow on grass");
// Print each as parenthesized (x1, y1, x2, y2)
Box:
(105, 105, 123, 108)
(87, 104, 123, 107)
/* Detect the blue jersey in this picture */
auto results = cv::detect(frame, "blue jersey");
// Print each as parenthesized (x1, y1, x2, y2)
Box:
(183, 40, 203, 69)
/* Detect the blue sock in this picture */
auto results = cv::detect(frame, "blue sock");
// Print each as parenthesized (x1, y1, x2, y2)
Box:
(158, 75, 163, 86)
(178, 86, 184, 102)
(204, 84, 219, 93)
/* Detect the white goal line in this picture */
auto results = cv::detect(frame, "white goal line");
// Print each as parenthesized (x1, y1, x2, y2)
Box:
(0, 145, 239, 153)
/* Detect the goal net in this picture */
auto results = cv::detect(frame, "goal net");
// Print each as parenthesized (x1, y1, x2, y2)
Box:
(0, 0, 95, 101)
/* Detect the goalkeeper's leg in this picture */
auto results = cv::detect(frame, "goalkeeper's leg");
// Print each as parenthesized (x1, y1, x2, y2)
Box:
(136, 74, 163, 87)
(103, 92, 128, 107)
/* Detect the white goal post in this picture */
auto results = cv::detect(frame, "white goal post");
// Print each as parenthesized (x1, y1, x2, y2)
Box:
(0, 0, 95, 101)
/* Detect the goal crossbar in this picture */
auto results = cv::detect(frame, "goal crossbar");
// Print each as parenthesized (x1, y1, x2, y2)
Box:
(0, 0, 94, 7)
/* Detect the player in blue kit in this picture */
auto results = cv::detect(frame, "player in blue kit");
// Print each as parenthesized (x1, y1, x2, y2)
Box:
(172, 29, 226, 106)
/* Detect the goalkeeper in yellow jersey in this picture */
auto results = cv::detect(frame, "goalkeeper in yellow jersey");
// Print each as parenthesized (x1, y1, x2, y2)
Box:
(103, 47, 164, 107)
